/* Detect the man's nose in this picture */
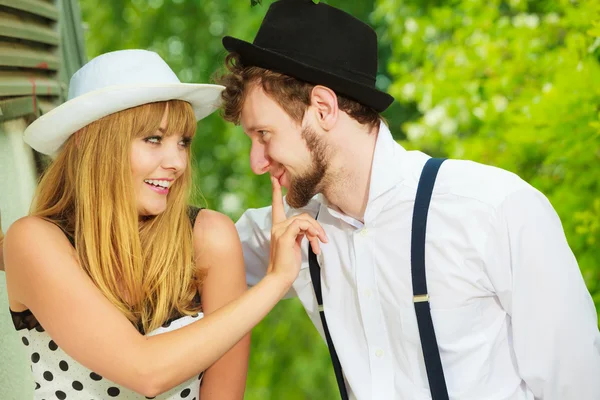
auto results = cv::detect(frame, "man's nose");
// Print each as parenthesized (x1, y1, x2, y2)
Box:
(249, 141, 270, 175)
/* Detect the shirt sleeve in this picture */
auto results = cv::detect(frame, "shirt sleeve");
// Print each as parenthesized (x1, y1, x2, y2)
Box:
(484, 187, 600, 400)
(235, 205, 275, 288)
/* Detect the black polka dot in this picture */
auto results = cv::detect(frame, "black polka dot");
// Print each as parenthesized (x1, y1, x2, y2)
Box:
(59, 361, 69, 371)
(180, 388, 191, 398)
(34, 382, 40, 390)
(22, 337, 29, 346)
(56, 390, 67, 399)
(198, 372, 203, 380)
(72, 381, 83, 391)
(35, 325, 44, 332)
(107, 387, 120, 397)
(90, 372, 103, 381)
(43, 371, 53, 381)
(31, 353, 40, 363)
(48, 340, 58, 351)
(145, 397, 156, 399)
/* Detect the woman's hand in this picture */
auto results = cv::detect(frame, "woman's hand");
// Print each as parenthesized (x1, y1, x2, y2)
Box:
(266, 176, 327, 287)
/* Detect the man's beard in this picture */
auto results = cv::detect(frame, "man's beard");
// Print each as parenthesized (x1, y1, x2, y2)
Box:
(285, 125, 329, 209)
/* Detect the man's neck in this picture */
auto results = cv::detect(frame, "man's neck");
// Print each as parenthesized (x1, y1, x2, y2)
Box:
(322, 122, 379, 222)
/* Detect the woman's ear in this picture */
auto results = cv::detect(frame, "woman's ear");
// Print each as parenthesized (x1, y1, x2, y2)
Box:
(309, 85, 338, 131)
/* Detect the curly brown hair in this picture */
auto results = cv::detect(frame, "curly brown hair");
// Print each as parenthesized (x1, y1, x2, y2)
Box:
(215, 53, 381, 129)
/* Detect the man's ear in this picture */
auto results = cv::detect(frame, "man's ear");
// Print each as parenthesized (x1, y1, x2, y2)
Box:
(309, 85, 338, 130)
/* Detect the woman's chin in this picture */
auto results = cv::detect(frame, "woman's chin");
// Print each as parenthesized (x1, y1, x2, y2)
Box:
(138, 203, 167, 218)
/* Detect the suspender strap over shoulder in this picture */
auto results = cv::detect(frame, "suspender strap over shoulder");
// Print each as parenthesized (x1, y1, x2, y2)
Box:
(411, 157, 449, 400)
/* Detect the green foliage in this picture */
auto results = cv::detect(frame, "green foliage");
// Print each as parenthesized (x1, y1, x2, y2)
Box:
(374, 0, 600, 310)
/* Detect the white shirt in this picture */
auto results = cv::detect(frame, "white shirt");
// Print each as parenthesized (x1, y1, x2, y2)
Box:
(236, 122, 600, 400)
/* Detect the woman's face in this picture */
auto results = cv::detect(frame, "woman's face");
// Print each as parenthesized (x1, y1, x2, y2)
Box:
(130, 105, 191, 217)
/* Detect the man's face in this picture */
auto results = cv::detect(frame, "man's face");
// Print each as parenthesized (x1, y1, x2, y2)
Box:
(240, 84, 330, 208)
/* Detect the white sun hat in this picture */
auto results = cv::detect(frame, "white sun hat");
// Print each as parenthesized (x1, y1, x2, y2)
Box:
(23, 49, 225, 156)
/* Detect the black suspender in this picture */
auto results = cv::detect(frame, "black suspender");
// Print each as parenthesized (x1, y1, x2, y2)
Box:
(307, 157, 450, 400)
(309, 248, 349, 400)
(411, 158, 449, 399)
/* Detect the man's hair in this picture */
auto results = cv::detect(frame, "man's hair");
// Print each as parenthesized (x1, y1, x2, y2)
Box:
(216, 53, 381, 129)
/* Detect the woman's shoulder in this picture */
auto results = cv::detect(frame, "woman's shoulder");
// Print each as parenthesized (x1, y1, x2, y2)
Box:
(4, 216, 77, 309)
(5, 216, 70, 248)
(5, 216, 75, 268)
(191, 208, 239, 255)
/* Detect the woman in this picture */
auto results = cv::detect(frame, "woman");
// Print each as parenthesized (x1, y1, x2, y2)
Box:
(3, 50, 325, 399)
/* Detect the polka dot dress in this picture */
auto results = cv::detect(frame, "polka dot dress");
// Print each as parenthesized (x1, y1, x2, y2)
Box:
(12, 309, 204, 399)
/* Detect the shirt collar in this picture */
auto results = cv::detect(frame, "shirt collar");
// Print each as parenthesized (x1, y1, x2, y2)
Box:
(318, 120, 407, 226)
(367, 120, 407, 203)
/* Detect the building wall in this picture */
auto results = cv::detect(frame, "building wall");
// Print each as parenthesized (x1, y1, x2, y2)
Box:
(0, 0, 86, 396)
(0, 118, 38, 399)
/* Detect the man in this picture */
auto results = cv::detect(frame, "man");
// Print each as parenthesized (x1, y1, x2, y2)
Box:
(217, 1, 600, 399)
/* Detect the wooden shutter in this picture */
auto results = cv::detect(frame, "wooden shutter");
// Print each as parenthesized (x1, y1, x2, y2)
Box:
(0, 0, 63, 122)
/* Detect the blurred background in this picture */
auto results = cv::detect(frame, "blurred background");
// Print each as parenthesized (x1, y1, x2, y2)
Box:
(0, 0, 599, 399)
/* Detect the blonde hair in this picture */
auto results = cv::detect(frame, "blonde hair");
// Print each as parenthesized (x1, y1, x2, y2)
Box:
(32, 100, 202, 333)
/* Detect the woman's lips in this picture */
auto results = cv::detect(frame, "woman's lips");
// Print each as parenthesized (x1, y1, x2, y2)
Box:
(145, 182, 169, 195)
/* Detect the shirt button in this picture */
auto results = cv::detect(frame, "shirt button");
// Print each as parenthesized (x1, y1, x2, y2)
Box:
(360, 228, 369, 236)
(375, 349, 384, 358)
(364, 289, 372, 298)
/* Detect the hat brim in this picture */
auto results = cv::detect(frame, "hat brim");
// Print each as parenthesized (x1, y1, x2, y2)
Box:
(223, 36, 394, 113)
(23, 83, 224, 156)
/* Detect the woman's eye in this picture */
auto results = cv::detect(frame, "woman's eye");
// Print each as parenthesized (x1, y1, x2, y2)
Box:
(144, 136, 161, 144)
(179, 138, 192, 148)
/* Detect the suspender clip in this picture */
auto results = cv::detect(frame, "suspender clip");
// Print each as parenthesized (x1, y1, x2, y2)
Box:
(413, 294, 429, 303)
(318, 305, 324, 312)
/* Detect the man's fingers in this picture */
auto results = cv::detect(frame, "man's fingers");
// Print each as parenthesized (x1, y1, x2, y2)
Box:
(271, 176, 287, 225)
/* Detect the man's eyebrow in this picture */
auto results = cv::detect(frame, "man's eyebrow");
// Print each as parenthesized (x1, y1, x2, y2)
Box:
(246, 125, 267, 132)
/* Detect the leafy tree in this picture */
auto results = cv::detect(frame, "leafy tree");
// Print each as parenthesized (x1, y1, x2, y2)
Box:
(374, 0, 600, 312)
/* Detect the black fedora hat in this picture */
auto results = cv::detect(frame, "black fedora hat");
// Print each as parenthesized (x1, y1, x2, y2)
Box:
(222, 0, 394, 112)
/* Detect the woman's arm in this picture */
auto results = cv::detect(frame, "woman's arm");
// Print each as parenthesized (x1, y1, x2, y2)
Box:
(194, 210, 250, 400)
(3, 211, 321, 398)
